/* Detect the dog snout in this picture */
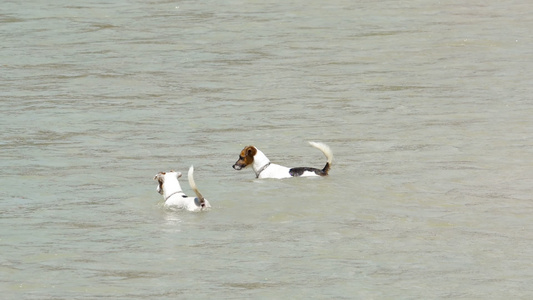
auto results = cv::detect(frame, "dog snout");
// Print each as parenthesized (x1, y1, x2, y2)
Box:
(233, 161, 246, 170)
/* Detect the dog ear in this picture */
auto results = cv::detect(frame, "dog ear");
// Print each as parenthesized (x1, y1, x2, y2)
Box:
(246, 146, 256, 157)
(154, 173, 164, 195)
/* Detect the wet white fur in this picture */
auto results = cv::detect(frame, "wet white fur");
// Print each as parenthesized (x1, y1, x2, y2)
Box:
(250, 141, 333, 179)
(154, 166, 210, 212)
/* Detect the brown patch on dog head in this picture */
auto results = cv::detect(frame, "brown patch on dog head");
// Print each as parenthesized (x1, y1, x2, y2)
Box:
(243, 146, 257, 164)
(233, 146, 257, 170)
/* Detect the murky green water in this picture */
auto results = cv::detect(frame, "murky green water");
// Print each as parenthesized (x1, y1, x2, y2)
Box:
(1, 1, 532, 298)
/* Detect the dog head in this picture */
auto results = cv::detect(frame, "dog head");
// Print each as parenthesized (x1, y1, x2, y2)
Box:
(154, 171, 182, 194)
(232, 146, 257, 170)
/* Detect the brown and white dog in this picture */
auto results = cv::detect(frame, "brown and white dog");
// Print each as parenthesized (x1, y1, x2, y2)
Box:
(154, 166, 211, 211)
(232, 141, 333, 179)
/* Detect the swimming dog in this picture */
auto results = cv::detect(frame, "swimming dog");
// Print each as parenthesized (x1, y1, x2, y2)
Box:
(232, 141, 333, 179)
(154, 166, 211, 211)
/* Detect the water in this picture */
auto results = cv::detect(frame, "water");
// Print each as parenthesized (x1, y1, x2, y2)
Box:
(1, 0, 532, 298)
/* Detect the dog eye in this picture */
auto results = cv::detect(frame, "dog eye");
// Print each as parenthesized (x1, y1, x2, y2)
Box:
(239, 155, 244, 159)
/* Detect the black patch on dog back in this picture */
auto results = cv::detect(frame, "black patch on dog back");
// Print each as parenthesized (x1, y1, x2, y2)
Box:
(289, 167, 326, 177)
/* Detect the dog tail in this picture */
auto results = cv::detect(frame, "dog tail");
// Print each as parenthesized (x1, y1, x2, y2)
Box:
(309, 141, 333, 175)
(188, 165, 206, 207)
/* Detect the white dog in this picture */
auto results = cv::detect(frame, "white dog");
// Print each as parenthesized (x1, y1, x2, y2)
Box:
(154, 166, 211, 211)
(232, 141, 333, 179)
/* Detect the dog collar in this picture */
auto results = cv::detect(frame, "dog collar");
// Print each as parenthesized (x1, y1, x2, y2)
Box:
(165, 191, 183, 201)
(255, 162, 271, 178)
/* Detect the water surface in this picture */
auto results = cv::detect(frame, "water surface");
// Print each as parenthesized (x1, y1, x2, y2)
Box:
(1, 1, 532, 299)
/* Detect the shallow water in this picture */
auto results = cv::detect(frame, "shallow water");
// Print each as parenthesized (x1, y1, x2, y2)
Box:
(1, 1, 532, 299)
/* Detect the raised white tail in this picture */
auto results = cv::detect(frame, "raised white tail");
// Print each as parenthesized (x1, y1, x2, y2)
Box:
(308, 141, 333, 165)
(188, 165, 205, 205)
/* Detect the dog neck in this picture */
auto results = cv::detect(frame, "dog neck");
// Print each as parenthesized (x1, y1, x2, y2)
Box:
(255, 162, 271, 178)
(252, 149, 271, 178)
(162, 179, 184, 200)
